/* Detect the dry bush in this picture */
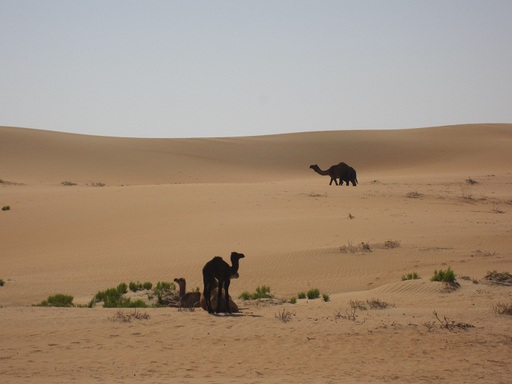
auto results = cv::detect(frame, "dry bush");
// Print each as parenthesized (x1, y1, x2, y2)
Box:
(340, 242, 372, 254)
(484, 270, 512, 286)
(423, 311, 474, 332)
(465, 177, 479, 185)
(275, 308, 294, 323)
(307, 192, 326, 198)
(366, 298, 394, 310)
(406, 191, 422, 198)
(109, 309, 150, 323)
(384, 240, 401, 249)
(492, 302, 512, 316)
(349, 300, 367, 311)
(335, 308, 365, 324)
(61, 181, 77, 186)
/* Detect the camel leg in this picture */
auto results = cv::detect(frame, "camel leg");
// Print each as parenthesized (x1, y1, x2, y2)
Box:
(203, 278, 213, 313)
(216, 281, 224, 313)
(224, 279, 231, 314)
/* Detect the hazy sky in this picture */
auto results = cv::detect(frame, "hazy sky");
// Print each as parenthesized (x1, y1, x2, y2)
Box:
(1, 1, 511, 138)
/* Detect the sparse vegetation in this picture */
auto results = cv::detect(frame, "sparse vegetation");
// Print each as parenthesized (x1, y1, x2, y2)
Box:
(61, 181, 77, 186)
(91, 282, 150, 308)
(335, 308, 365, 324)
(2, 205, 10, 211)
(238, 285, 273, 300)
(0, 279, 4, 286)
(297, 292, 306, 299)
(38, 294, 74, 307)
(492, 302, 512, 316)
(350, 300, 368, 311)
(129, 281, 152, 292)
(109, 309, 150, 322)
(402, 272, 420, 281)
(465, 177, 479, 185)
(349, 298, 394, 310)
(484, 271, 512, 286)
(340, 241, 372, 254)
(289, 297, 297, 304)
(431, 267, 456, 283)
(307, 192, 326, 198)
(322, 293, 330, 302)
(384, 240, 401, 249)
(275, 308, 294, 323)
(366, 298, 393, 309)
(423, 310, 474, 332)
(406, 191, 422, 199)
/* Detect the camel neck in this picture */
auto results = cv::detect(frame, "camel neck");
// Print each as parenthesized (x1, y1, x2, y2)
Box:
(314, 167, 329, 176)
(230, 258, 240, 274)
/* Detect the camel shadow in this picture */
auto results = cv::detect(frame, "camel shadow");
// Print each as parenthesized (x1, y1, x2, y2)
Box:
(208, 311, 262, 318)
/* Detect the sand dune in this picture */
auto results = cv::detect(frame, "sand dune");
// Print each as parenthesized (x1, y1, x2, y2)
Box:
(1, 124, 511, 383)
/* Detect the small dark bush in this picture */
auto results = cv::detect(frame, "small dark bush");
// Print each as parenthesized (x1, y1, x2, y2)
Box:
(143, 282, 153, 290)
(2, 205, 10, 211)
(431, 267, 456, 283)
(306, 288, 320, 300)
(402, 272, 420, 281)
(39, 294, 74, 307)
(297, 292, 306, 299)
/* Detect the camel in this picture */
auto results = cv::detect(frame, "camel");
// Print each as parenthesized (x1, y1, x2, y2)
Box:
(199, 276, 240, 313)
(202, 251, 245, 314)
(173, 277, 201, 308)
(310, 163, 358, 186)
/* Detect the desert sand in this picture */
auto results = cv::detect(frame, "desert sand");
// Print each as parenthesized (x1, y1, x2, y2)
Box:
(1, 124, 511, 383)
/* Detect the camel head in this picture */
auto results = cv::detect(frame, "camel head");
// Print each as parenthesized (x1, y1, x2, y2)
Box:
(230, 272, 240, 279)
(309, 164, 318, 170)
(230, 251, 245, 262)
(173, 277, 185, 284)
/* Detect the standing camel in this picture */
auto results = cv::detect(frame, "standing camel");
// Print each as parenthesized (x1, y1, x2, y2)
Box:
(310, 163, 358, 186)
(309, 164, 340, 185)
(202, 251, 245, 314)
(173, 278, 201, 308)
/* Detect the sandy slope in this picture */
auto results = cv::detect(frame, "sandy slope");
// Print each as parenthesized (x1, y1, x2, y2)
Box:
(1, 124, 511, 383)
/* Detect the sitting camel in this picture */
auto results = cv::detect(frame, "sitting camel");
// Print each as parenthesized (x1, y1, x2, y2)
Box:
(199, 276, 240, 313)
(202, 251, 245, 314)
(173, 277, 201, 308)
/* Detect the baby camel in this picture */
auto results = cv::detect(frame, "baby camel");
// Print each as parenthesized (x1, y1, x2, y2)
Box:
(173, 277, 201, 308)
(202, 251, 245, 314)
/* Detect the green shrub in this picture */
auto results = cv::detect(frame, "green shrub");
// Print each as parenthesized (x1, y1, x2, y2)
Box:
(129, 281, 143, 292)
(238, 291, 252, 300)
(39, 294, 74, 307)
(117, 282, 128, 294)
(0, 279, 5, 286)
(238, 285, 273, 300)
(297, 292, 306, 299)
(306, 288, 320, 300)
(155, 281, 173, 291)
(322, 293, 330, 302)
(402, 272, 420, 281)
(143, 282, 152, 290)
(289, 297, 297, 304)
(2, 205, 10, 211)
(431, 267, 456, 283)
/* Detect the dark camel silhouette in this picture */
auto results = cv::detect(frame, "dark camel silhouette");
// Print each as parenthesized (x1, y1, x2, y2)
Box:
(202, 251, 245, 314)
(173, 277, 201, 308)
(199, 275, 240, 313)
(310, 163, 358, 186)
